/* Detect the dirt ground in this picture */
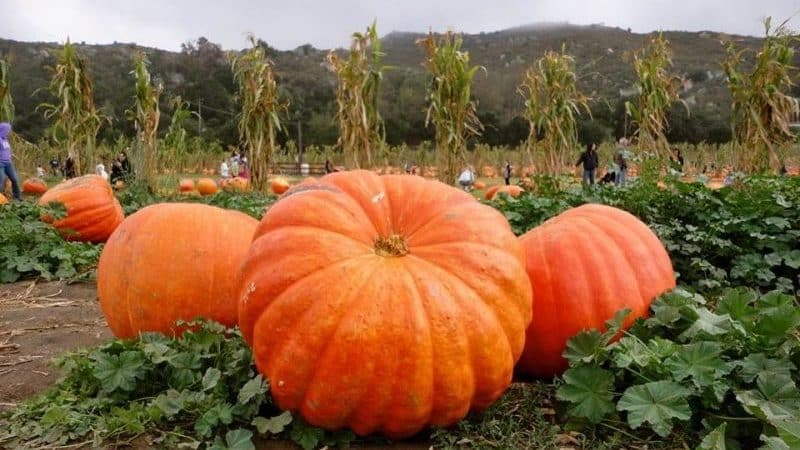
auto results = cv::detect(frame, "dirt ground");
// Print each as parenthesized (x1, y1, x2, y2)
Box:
(0, 281, 432, 450)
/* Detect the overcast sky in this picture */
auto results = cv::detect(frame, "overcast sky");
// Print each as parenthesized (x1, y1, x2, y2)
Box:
(4, 0, 799, 51)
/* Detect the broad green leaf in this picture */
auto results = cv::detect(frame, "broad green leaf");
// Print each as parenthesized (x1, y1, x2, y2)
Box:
(736, 354, 796, 384)
(563, 330, 605, 365)
(611, 336, 655, 369)
(616, 380, 692, 437)
(736, 375, 800, 423)
(290, 420, 325, 450)
(679, 308, 731, 341)
(92, 351, 145, 392)
(252, 411, 293, 435)
(556, 366, 616, 423)
(202, 367, 222, 391)
(601, 309, 631, 341)
(238, 375, 267, 404)
(760, 435, 791, 450)
(717, 288, 758, 323)
(699, 423, 727, 450)
(209, 429, 255, 450)
(151, 390, 183, 417)
(664, 342, 731, 387)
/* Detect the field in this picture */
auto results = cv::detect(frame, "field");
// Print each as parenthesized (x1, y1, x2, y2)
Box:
(1, 172, 799, 450)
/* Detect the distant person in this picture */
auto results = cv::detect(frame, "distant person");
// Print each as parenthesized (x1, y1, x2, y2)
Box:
(502, 160, 512, 185)
(239, 155, 250, 179)
(576, 142, 599, 185)
(324, 159, 334, 174)
(36, 164, 45, 178)
(95, 162, 109, 181)
(0, 122, 22, 200)
(614, 148, 628, 187)
(670, 148, 685, 172)
(404, 161, 412, 174)
(50, 156, 60, 176)
(63, 154, 76, 179)
(110, 159, 123, 184)
(119, 151, 132, 177)
(780, 164, 788, 177)
(220, 159, 230, 178)
(457, 166, 476, 191)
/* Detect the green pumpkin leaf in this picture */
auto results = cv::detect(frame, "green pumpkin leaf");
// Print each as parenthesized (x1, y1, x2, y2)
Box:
(699, 423, 728, 450)
(202, 367, 222, 391)
(252, 411, 293, 435)
(556, 366, 616, 423)
(616, 380, 692, 437)
(209, 429, 255, 450)
(736, 354, 796, 384)
(238, 375, 267, 404)
(290, 419, 326, 450)
(563, 330, 606, 365)
(91, 351, 145, 392)
(664, 342, 732, 387)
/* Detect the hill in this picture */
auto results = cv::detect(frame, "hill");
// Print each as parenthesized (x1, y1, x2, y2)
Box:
(0, 23, 775, 148)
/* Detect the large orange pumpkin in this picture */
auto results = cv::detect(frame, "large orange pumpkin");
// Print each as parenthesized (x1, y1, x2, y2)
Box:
(22, 178, 48, 195)
(517, 204, 675, 377)
(238, 170, 532, 438)
(98, 203, 258, 338)
(270, 177, 290, 195)
(179, 178, 195, 193)
(486, 185, 523, 200)
(197, 178, 218, 196)
(38, 175, 124, 243)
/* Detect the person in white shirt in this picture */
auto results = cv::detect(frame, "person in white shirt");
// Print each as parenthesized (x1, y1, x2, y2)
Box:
(95, 162, 109, 181)
(36, 165, 45, 178)
(220, 160, 230, 178)
(457, 166, 475, 191)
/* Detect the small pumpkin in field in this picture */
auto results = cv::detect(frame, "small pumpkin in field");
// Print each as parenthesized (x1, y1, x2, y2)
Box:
(114, 180, 125, 191)
(473, 180, 486, 189)
(516, 204, 675, 377)
(22, 178, 48, 195)
(222, 176, 249, 192)
(179, 178, 195, 193)
(270, 177, 290, 195)
(197, 178, 218, 196)
(98, 203, 258, 338)
(238, 170, 532, 438)
(39, 174, 124, 243)
(486, 185, 523, 200)
(0, 193, 8, 205)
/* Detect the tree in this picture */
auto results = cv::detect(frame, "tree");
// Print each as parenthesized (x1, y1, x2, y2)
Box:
(231, 35, 287, 191)
(127, 51, 161, 191)
(626, 33, 682, 163)
(327, 21, 387, 169)
(39, 39, 106, 175)
(519, 47, 590, 175)
(418, 31, 483, 184)
(723, 17, 798, 173)
(0, 57, 14, 122)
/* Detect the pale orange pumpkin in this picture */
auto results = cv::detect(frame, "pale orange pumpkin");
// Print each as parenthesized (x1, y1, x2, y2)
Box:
(486, 185, 523, 200)
(179, 179, 195, 193)
(38, 175, 124, 243)
(516, 204, 675, 377)
(98, 203, 258, 338)
(270, 177, 290, 195)
(0, 193, 8, 205)
(22, 178, 48, 195)
(474, 180, 486, 189)
(238, 170, 532, 438)
(197, 178, 218, 196)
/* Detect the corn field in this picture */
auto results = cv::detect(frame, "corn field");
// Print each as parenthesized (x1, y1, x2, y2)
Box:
(418, 31, 483, 185)
(328, 21, 387, 170)
(724, 17, 798, 173)
(519, 46, 590, 176)
(0, 57, 14, 123)
(128, 51, 162, 191)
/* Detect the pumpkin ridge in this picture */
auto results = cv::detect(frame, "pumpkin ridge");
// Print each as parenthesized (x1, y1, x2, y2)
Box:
(409, 241, 531, 344)
(395, 263, 435, 431)
(409, 258, 476, 423)
(297, 262, 382, 425)
(566, 217, 629, 332)
(323, 171, 392, 237)
(403, 195, 477, 242)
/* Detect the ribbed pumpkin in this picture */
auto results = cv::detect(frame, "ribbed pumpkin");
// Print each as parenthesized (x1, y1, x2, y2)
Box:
(22, 178, 48, 195)
(39, 175, 124, 243)
(270, 177, 290, 194)
(179, 178, 195, 193)
(197, 178, 218, 196)
(222, 176, 249, 192)
(98, 203, 258, 338)
(517, 204, 675, 377)
(238, 170, 532, 438)
(486, 185, 523, 200)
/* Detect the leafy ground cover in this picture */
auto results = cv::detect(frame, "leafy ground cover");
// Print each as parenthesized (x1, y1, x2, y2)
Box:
(1, 175, 798, 449)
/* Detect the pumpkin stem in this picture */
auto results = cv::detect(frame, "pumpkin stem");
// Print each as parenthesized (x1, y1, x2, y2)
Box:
(374, 234, 409, 257)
